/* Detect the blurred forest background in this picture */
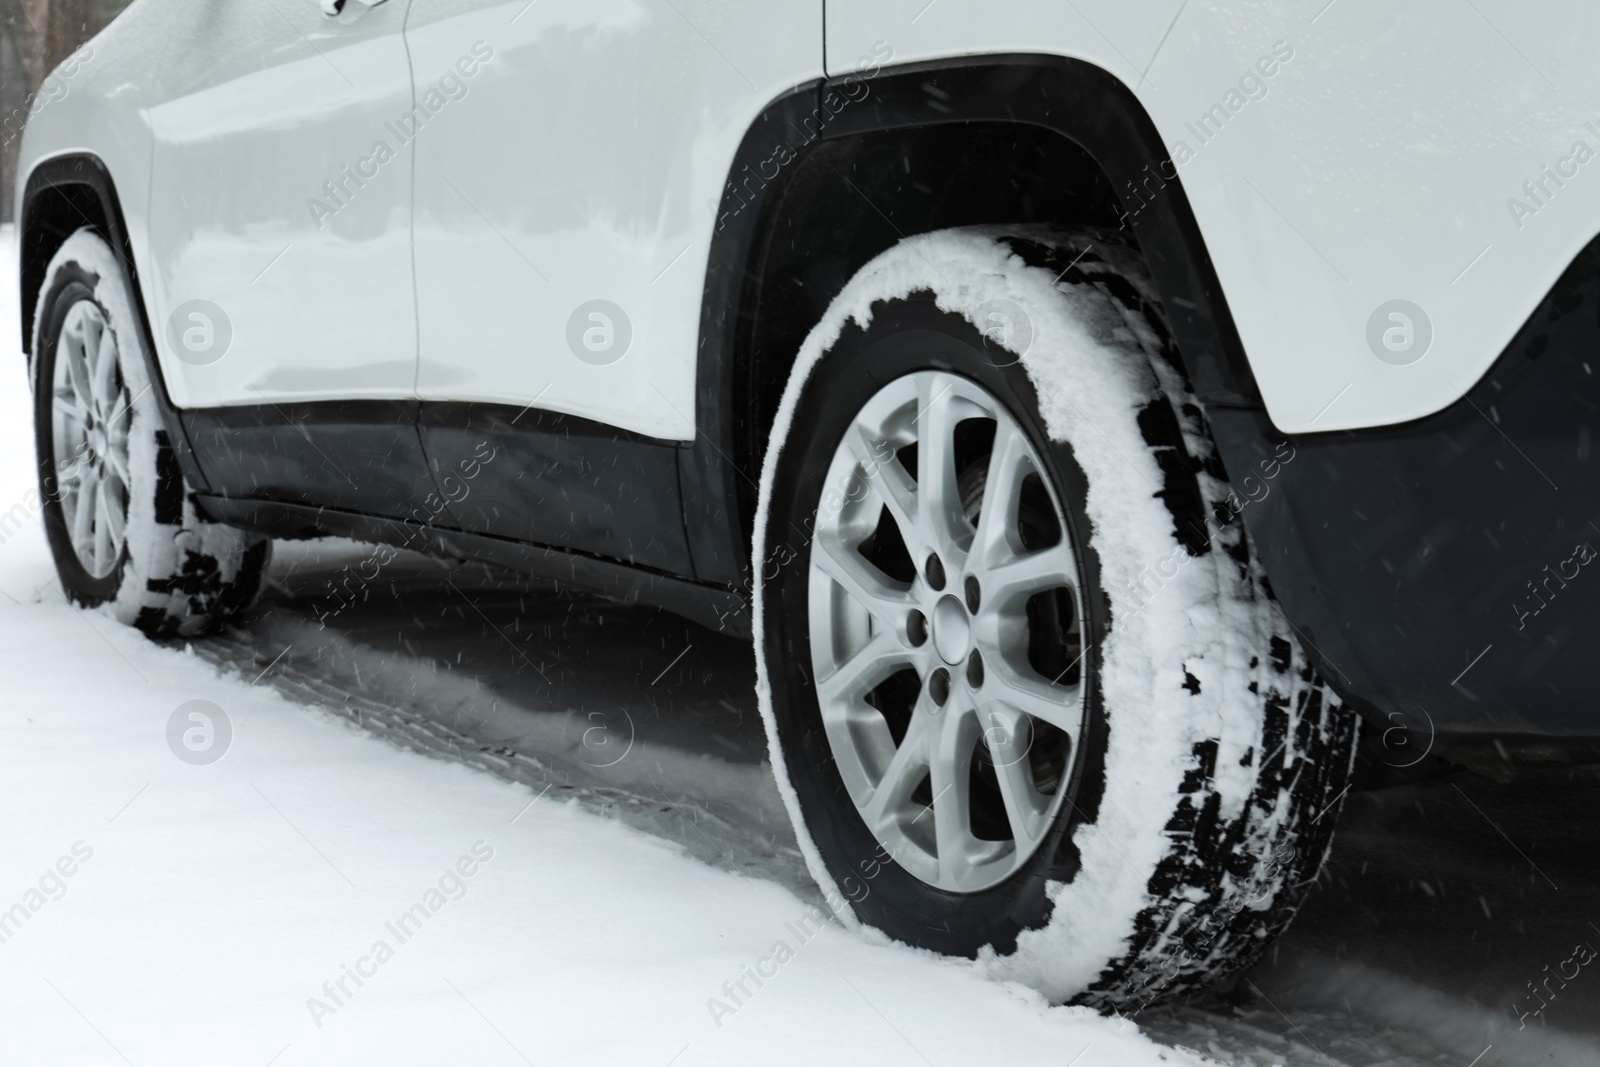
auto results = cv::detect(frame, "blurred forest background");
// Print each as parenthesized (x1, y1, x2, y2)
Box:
(0, 0, 133, 220)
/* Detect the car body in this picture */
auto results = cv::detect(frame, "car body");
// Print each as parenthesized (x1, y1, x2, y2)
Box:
(17, 0, 1600, 761)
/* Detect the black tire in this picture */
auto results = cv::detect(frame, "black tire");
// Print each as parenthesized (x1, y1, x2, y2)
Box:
(754, 227, 1357, 1008)
(32, 229, 270, 638)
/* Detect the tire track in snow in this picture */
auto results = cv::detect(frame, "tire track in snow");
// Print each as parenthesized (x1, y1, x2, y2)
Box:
(192, 610, 816, 900)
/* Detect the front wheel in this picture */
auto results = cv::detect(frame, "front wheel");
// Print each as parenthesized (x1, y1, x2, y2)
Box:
(753, 228, 1356, 1008)
(32, 229, 270, 637)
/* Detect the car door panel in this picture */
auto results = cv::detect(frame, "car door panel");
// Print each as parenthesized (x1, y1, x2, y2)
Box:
(403, 0, 821, 572)
(404, 0, 822, 441)
(144, 0, 418, 410)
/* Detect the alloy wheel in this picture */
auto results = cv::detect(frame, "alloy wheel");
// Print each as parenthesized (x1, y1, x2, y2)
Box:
(806, 370, 1087, 893)
(50, 299, 132, 579)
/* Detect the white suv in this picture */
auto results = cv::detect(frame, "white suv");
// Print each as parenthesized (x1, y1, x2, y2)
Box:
(19, 0, 1600, 1009)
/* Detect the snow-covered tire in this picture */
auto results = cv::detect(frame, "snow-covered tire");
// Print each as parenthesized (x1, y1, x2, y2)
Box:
(31, 228, 270, 638)
(753, 226, 1358, 1008)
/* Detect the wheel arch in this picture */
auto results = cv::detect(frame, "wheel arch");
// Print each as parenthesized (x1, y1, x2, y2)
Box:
(19, 152, 209, 492)
(688, 53, 1265, 600)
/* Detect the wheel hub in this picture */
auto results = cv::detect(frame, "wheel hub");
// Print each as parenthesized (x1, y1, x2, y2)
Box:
(932, 594, 972, 665)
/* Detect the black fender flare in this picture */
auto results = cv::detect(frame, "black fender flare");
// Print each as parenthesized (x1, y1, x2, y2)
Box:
(21, 153, 210, 492)
(683, 54, 1264, 590)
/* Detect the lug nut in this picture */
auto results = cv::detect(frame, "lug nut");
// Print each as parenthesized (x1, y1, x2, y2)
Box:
(967, 649, 984, 689)
(964, 574, 981, 613)
(925, 553, 946, 590)
(907, 610, 928, 647)
(929, 667, 950, 706)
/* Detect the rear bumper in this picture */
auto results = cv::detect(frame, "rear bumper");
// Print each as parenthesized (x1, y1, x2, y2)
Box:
(1211, 234, 1600, 741)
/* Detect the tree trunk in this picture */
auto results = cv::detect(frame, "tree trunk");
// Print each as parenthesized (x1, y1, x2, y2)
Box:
(1, 0, 105, 222)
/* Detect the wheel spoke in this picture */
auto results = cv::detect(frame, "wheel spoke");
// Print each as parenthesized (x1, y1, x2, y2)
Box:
(56, 454, 84, 485)
(928, 707, 977, 886)
(843, 423, 918, 548)
(54, 432, 90, 483)
(66, 334, 95, 415)
(817, 629, 914, 709)
(105, 385, 136, 432)
(53, 391, 86, 422)
(971, 420, 1032, 567)
(100, 484, 127, 555)
(859, 711, 931, 838)
(90, 317, 118, 411)
(92, 482, 112, 573)
(915, 377, 968, 559)
(982, 542, 1077, 604)
(986, 656, 1083, 738)
(102, 443, 132, 489)
(982, 705, 1051, 848)
(812, 531, 912, 628)
(71, 466, 99, 553)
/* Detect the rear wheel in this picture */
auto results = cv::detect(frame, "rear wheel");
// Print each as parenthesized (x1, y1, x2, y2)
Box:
(803, 367, 1092, 899)
(754, 228, 1357, 1008)
(32, 229, 270, 637)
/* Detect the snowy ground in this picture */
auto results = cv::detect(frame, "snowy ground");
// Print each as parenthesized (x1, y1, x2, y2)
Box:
(3, 225, 1599, 1066)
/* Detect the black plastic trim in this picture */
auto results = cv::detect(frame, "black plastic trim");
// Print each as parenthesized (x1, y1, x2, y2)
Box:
(1212, 230, 1600, 740)
(418, 401, 694, 576)
(693, 55, 1266, 595)
(815, 55, 1262, 408)
(683, 79, 828, 588)
(184, 397, 720, 624)
(197, 495, 748, 635)
(182, 400, 434, 520)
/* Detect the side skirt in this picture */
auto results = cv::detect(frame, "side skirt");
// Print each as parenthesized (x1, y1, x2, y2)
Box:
(194, 495, 750, 636)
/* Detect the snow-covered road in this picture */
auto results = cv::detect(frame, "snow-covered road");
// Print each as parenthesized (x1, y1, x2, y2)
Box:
(0, 228, 1202, 1066)
(3, 226, 1599, 1067)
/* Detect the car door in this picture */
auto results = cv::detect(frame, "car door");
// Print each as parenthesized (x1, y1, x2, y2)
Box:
(144, 0, 432, 517)
(402, 0, 821, 573)
(146, 0, 419, 409)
